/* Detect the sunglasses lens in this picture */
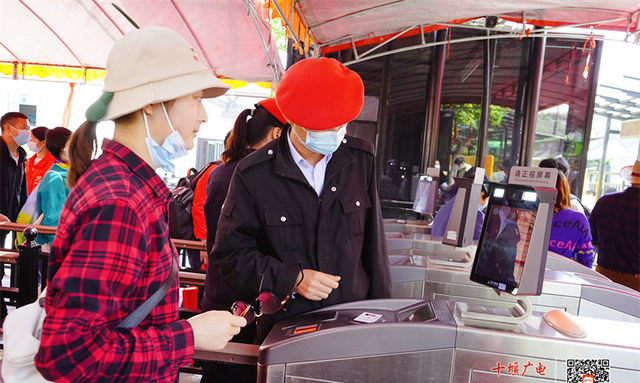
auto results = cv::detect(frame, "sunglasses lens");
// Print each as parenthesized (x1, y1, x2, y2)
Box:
(256, 292, 282, 314)
(231, 301, 255, 324)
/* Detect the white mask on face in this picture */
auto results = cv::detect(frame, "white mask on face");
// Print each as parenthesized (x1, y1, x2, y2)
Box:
(294, 125, 347, 156)
(27, 141, 42, 153)
(10, 125, 30, 146)
(143, 103, 189, 172)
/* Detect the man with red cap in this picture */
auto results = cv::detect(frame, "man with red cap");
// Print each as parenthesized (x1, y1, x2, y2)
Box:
(211, 57, 391, 340)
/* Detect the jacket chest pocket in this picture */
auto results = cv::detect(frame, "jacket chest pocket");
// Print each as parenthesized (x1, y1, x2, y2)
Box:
(339, 192, 372, 242)
(264, 206, 305, 252)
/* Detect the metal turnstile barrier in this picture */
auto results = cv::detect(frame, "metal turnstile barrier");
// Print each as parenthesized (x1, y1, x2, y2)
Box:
(257, 299, 640, 383)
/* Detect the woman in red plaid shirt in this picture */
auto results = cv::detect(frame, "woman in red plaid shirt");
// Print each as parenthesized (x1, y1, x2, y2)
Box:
(34, 27, 246, 383)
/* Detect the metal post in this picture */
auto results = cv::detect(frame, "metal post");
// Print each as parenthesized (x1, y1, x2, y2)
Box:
(596, 116, 612, 198)
(421, 29, 447, 171)
(511, 38, 532, 166)
(374, 53, 393, 187)
(578, 40, 603, 198)
(520, 30, 546, 166)
(16, 227, 40, 307)
(476, 32, 494, 168)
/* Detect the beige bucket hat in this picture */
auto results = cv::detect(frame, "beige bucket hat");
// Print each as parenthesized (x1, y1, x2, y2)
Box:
(620, 158, 640, 184)
(87, 26, 230, 122)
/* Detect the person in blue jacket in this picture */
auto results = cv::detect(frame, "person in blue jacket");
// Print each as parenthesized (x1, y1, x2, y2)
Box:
(36, 127, 72, 246)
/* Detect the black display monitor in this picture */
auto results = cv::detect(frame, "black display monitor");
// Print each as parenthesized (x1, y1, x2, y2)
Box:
(470, 184, 539, 294)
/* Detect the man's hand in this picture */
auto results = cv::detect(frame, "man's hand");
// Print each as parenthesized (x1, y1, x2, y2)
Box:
(187, 310, 246, 351)
(296, 269, 340, 301)
(0, 214, 9, 223)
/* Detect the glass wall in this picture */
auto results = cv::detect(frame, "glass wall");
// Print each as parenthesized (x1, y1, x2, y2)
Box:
(533, 38, 598, 195)
(330, 29, 600, 218)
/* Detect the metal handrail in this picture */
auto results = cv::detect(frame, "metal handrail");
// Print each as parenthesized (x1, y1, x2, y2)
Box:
(0, 222, 206, 251)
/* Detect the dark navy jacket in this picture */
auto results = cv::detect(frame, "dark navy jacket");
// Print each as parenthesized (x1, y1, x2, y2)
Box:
(211, 127, 391, 337)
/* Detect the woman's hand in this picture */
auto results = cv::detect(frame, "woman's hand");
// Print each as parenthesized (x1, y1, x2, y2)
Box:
(187, 310, 246, 351)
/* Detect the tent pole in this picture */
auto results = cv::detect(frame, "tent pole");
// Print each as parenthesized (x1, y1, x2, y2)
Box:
(18, 0, 87, 72)
(271, 0, 305, 57)
(243, 0, 281, 83)
(170, 0, 215, 73)
(294, 1, 318, 58)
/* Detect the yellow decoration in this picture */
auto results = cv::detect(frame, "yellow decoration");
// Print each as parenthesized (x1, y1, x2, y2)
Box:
(220, 78, 272, 89)
(0, 62, 105, 82)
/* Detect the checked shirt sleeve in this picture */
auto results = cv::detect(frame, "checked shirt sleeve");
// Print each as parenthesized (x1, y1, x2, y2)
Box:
(35, 198, 194, 383)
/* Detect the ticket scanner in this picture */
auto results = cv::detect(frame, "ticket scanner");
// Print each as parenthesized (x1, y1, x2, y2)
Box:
(258, 171, 640, 382)
(389, 168, 640, 322)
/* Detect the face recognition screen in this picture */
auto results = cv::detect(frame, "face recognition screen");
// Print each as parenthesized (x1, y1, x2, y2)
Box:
(470, 185, 539, 294)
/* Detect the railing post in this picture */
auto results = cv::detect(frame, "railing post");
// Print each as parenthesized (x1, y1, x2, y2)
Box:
(16, 227, 41, 307)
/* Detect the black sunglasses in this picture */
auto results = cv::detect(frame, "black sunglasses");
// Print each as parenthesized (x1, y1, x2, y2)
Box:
(231, 262, 304, 324)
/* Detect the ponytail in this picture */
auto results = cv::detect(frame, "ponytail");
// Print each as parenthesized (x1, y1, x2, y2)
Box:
(68, 120, 97, 188)
(220, 105, 286, 164)
(221, 109, 251, 164)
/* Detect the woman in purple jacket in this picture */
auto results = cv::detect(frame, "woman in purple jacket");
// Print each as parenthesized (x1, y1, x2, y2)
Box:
(548, 172, 595, 268)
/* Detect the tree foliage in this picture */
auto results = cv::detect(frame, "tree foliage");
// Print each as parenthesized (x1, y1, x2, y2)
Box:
(271, 18, 288, 52)
(441, 103, 509, 129)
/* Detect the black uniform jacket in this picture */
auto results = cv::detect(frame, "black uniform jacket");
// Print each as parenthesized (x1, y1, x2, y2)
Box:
(211, 129, 391, 329)
(0, 136, 27, 222)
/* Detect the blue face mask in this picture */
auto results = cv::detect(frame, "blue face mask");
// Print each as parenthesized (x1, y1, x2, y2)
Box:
(295, 125, 347, 156)
(10, 125, 31, 146)
(143, 103, 188, 173)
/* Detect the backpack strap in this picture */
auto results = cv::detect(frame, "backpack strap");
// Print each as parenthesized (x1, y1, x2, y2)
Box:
(190, 161, 220, 189)
(117, 256, 178, 328)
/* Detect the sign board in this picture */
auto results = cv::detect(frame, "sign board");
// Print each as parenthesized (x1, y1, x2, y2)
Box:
(509, 166, 558, 188)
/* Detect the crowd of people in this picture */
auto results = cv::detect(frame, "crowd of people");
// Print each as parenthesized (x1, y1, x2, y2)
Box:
(0, 26, 391, 383)
(0, 25, 638, 383)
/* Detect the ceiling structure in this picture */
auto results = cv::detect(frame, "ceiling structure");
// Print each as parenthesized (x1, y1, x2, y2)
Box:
(270, 0, 640, 64)
(0, 0, 284, 85)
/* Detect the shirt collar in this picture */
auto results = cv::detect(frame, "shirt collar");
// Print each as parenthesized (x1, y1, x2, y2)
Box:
(286, 129, 332, 167)
(101, 139, 171, 202)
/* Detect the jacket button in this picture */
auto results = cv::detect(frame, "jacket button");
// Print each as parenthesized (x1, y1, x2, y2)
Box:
(331, 186, 337, 192)
(280, 216, 287, 222)
(356, 201, 361, 207)
(342, 138, 347, 144)
(268, 149, 274, 155)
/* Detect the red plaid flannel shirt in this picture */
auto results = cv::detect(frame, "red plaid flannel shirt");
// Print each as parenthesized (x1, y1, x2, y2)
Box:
(35, 139, 194, 383)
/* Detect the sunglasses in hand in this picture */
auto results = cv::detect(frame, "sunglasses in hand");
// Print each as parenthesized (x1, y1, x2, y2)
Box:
(231, 262, 304, 324)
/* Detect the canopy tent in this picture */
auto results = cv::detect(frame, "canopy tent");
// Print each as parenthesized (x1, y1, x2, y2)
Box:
(269, 0, 640, 61)
(0, 0, 284, 86)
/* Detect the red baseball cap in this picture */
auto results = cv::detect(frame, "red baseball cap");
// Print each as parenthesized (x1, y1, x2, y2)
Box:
(276, 57, 364, 131)
(257, 98, 287, 125)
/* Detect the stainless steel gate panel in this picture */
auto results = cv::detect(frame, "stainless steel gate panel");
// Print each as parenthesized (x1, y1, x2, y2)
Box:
(452, 306, 640, 374)
(283, 349, 454, 383)
(392, 281, 425, 299)
(578, 299, 640, 324)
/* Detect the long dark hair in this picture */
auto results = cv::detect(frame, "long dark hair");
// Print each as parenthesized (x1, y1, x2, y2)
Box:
(45, 127, 72, 159)
(221, 104, 286, 164)
(68, 113, 135, 187)
(68, 120, 97, 187)
(31, 126, 49, 141)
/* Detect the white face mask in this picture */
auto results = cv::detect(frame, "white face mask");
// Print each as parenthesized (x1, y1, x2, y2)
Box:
(294, 125, 347, 156)
(27, 141, 42, 153)
(10, 125, 30, 146)
(143, 103, 189, 172)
